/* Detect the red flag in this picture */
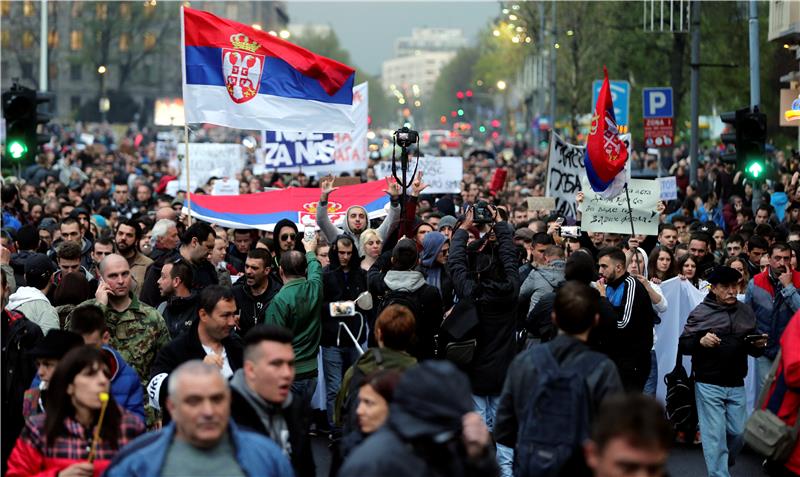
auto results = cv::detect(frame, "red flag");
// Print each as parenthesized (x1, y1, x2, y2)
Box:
(584, 66, 628, 194)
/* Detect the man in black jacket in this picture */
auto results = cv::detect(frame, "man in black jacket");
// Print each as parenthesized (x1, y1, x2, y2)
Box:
(447, 204, 520, 470)
(156, 261, 198, 338)
(596, 247, 656, 392)
(232, 249, 282, 336)
(139, 222, 218, 306)
(496, 281, 623, 477)
(679, 266, 766, 477)
(321, 235, 368, 433)
(229, 324, 315, 477)
(147, 285, 243, 420)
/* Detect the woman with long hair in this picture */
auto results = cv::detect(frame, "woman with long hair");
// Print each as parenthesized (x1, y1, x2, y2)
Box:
(725, 256, 750, 297)
(359, 228, 383, 272)
(647, 248, 677, 284)
(677, 254, 700, 288)
(7, 346, 144, 477)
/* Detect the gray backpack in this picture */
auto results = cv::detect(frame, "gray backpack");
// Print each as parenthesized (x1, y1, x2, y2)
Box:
(744, 351, 800, 462)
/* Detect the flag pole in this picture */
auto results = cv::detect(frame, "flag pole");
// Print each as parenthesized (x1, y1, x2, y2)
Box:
(624, 183, 635, 238)
(184, 124, 192, 225)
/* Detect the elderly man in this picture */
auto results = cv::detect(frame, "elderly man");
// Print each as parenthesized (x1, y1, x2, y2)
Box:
(681, 266, 767, 477)
(105, 361, 293, 476)
(150, 219, 180, 262)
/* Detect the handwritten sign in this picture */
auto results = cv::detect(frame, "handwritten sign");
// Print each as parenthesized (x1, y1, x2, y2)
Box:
(374, 156, 462, 194)
(526, 197, 556, 212)
(177, 143, 246, 192)
(579, 178, 660, 236)
(212, 178, 240, 196)
(658, 176, 677, 201)
(546, 132, 632, 218)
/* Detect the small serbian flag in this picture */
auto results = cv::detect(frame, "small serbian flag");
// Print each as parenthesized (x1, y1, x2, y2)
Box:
(181, 7, 356, 133)
(584, 66, 629, 199)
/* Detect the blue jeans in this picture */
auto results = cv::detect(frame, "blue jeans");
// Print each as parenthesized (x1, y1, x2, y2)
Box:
(756, 355, 774, 396)
(472, 394, 514, 477)
(291, 376, 318, 410)
(643, 349, 659, 396)
(322, 346, 361, 429)
(695, 383, 747, 477)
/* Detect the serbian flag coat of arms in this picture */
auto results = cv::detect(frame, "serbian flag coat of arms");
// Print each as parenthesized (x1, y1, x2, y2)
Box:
(584, 67, 629, 199)
(181, 7, 356, 133)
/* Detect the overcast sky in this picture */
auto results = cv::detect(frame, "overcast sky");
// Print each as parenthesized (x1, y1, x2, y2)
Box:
(286, 1, 500, 75)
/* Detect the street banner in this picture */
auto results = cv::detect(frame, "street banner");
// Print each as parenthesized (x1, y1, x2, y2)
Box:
(181, 7, 356, 133)
(373, 156, 462, 194)
(261, 83, 369, 172)
(185, 180, 390, 231)
(177, 143, 246, 192)
(579, 177, 660, 236)
(546, 132, 631, 218)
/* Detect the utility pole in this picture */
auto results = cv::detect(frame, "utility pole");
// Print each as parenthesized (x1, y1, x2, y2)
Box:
(689, 0, 700, 186)
(748, 0, 760, 109)
(39, 0, 47, 92)
(549, 0, 557, 133)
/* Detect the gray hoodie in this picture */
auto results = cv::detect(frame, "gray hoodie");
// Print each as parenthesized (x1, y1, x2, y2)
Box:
(317, 201, 400, 256)
(229, 369, 292, 457)
(7, 286, 60, 333)
(520, 259, 566, 314)
(383, 270, 426, 292)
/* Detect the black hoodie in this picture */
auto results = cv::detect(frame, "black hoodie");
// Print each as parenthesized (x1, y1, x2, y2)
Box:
(321, 236, 368, 347)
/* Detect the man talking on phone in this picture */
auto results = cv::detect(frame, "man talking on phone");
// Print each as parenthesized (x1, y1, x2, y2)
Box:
(680, 266, 767, 477)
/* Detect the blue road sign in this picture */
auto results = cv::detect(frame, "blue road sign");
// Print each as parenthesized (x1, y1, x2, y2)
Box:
(592, 80, 631, 127)
(642, 87, 674, 118)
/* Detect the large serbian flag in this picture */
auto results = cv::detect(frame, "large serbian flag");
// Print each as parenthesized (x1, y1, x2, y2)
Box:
(584, 67, 629, 199)
(181, 7, 356, 133)
(186, 180, 390, 231)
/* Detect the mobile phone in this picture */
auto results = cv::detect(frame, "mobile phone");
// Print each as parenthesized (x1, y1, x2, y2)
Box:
(745, 334, 767, 342)
(329, 301, 355, 317)
(555, 217, 565, 226)
(304, 226, 315, 242)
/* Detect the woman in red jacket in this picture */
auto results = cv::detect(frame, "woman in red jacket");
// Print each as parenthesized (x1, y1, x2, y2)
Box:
(7, 346, 144, 477)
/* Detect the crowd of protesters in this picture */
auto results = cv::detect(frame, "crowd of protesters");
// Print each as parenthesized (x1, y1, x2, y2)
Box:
(1, 123, 799, 477)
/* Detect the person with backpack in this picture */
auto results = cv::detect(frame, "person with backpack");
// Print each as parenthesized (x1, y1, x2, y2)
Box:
(368, 238, 443, 360)
(495, 281, 623, 477)
(680, 266, 767, 477)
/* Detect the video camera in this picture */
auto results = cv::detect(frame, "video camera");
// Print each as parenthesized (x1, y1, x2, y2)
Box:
(472, 200, 495, 225)
(394, 126, 419, 149)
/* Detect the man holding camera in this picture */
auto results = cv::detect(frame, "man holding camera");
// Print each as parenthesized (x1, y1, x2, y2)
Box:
(447, 202, 520, 469)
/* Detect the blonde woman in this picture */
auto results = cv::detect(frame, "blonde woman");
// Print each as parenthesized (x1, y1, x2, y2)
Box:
(359, 228, 383, 272)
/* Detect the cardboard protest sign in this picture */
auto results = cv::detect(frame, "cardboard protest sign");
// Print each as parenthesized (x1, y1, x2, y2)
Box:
(579, 178, 660, 236)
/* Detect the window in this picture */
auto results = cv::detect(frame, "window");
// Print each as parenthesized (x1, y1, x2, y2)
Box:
(22, 30, 34, 49)
(95, 2, 107, 20)
(70, 96, 82, 112)
(70, 30, 83, 50)
(21, 62, 33, 78)
(225, 3, 237, 19)
(1, 2, 11, 17)
(48, 30, 59, 48)
(119, 33, 129, 52)
(23, 0, 33, 16)
(71, 1, 81, 18)
(119, 2, 129, 18)
(1, 30, 9, 48)
(70, 63, 82, 81)
(143, 32, 156, 50)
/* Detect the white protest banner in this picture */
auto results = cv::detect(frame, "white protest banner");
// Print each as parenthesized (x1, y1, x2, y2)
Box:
(526, 197, 556, 212)
(212, 178, 240, 196)
(177, 143, 246, 192)
(373, 156, 462, 194)
(579, 177, 660, 236)
(261, 82, 369, 173)
(546, 132, 631, 218)
(658, 176, 677, 201)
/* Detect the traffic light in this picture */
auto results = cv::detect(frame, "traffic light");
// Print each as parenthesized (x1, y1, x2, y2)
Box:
(720, 107, 767, 181)
(456, 91, 465, 100)
(457, 109, 464, 117)
(2, 83, 52, 164)
(465, 89, 473, 98)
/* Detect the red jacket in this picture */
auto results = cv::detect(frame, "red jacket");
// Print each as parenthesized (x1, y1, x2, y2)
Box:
(6, 408, 144, 477)
(763, 309, 800, 474)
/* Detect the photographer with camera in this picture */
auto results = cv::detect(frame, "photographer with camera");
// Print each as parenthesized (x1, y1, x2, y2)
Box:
(446, 201, 520, 470)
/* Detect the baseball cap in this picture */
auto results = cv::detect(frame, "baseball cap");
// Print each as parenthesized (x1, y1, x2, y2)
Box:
(28, 329, 84, 360)
(24, 253, 56, 281)
(437, 216, 457, 231)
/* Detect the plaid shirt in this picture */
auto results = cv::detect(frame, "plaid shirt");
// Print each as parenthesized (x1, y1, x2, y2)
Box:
(22, 407, 144, 461)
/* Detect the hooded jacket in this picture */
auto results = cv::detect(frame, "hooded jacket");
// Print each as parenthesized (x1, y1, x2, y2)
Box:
(338, 361, 498, 477)
(9, 250, 35, 288)
(7, 287, 60, 334)
(520, 259, 565, 314)
(232, 277, 282, 337)
(447, 223, 520, 396)
(273, 219, 305, 254)
(229, 369, 315, 477)
(680, 294, 762, 386)
(321, 238, 369, 347)
(745, 269, 800, 359)
(47, 238, 93, 270)
(157, 292, 199, 339)
(368, 262, 443, 361)
(419, 232, 454, 311)
(772, 191, 789, 222)
(317, 199, 401, 257)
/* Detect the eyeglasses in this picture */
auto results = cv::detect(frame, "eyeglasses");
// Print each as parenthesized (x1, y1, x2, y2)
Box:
(280, 233, 296, 241)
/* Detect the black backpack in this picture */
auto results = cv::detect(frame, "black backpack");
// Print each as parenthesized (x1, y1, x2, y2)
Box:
(514, 346, 595, 477)
(378, 288, 423, 320)
(664, 352, 697, 434)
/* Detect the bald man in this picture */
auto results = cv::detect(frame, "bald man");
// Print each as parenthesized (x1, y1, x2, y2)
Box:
(156, 207, 178, 222)
(70, 254, 170, 398)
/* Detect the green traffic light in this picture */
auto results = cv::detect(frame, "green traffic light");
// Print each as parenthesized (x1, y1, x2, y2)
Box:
(457, 109, 464, 116)
(7, 140, 27, 160)
(479, 126, 486, 133)
(745, 160, 764, 179)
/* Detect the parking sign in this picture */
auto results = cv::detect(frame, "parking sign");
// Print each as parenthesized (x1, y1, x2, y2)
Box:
(592, 80, 631, 127)
(642, 87, 673, 119)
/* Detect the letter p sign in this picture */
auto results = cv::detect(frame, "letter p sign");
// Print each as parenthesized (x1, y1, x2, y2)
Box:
(643, 87, 673, 119)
